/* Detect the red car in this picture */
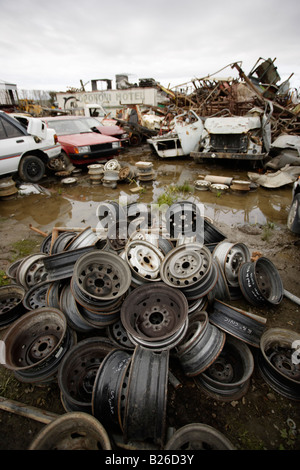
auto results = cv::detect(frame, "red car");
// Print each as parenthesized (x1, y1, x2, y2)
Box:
(43, 116, 122, 165)
(80, 116, 129, 143)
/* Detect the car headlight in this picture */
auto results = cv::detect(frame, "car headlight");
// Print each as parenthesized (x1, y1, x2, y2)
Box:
(74, 145, 91, 154)
(112, 142, 121, 148)
(121, 133, 129, 139)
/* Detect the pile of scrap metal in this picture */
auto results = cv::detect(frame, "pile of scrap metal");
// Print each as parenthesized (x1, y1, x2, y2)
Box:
(148, 58, 300, 162)
(1, 200, 300, 449)
(114, 105, 160, 146)
(170, 58, 300, 138)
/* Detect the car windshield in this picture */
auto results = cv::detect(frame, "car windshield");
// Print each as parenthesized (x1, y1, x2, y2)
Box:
(82, 117, 104, 128)
(46, 119, 93, 136)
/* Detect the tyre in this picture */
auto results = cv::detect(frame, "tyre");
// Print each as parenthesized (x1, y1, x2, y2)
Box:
(287, 193, 300, 234)
(19, 155, 46, 183)
(129, 132, 141, 146)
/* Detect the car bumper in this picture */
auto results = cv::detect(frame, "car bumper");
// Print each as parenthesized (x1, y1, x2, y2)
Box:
(68, 148, 121, 164)
(191, 151, 266, 161)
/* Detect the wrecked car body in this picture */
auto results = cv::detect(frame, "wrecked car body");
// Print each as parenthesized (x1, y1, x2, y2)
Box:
(191, 108, 271, 163)
(266, 134, 300, 170)
(147, 110, 204, 158)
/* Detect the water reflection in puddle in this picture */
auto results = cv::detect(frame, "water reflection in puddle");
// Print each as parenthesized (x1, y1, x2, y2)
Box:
(0, 147, 292, 232)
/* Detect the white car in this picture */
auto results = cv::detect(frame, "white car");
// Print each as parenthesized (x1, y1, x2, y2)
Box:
(0, 111, 61, 182)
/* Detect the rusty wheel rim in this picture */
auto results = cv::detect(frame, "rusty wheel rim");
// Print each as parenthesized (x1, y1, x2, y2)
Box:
(28, 412, 112, 450)
(258, 327, 300, 400)
(121, 283, 188, 349)
(72, 250, 131, 306)
(0, 285, 26, 329)
(3, 307, 76, 384)
(58, 337, 115, 413)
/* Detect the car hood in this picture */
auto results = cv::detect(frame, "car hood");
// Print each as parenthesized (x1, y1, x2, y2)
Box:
(57, 132, 118, 145)
(97, 125, 124, 136)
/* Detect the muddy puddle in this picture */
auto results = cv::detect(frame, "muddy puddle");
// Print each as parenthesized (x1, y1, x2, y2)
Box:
(0, 146, 292, 233)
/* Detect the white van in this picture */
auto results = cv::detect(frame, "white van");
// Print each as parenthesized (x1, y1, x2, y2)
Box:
(0, 111, 61, 182)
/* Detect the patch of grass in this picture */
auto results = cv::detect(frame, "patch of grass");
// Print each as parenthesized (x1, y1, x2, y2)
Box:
(279, 427, 298, 449)
(156, 181, 193, 207)
(0, 270, 11, 286)
(261, 221, 275, 241)
(157, 191, 178, 207)
(0, 368, 21, 399)
(237, 430, 265, 450)
(10, 239, 39, 261)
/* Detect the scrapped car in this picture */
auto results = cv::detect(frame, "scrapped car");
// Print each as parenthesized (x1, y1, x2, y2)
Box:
(191, 108, 272, 163)
(0, 110, 61, 182)
(147, 111, 204, 158)
(287, 177, 300, 234)
(43, 116, 122, 165)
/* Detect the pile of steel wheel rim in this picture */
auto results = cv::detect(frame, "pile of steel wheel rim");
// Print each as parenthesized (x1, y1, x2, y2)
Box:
(1, 199, 299, 450)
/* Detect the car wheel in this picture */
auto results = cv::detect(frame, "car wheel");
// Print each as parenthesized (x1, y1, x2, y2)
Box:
(19, 155, 46, 183)
(129, 132, 141, 146)
(61, 151, 72, 169)
(287, 193, 300, 234)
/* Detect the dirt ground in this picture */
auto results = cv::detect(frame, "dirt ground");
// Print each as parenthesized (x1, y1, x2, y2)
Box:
(0, 151, 300, 451)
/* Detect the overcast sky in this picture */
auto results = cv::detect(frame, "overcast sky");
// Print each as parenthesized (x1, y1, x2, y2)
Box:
(1, 0, 299, 93)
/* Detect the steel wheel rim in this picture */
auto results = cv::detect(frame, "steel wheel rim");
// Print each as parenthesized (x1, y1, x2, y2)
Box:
(126, 318, 189, 351)
(3, 307, 67, 372)
(213, 242, 250, 287)
(123, 346, 169, 445)
(16, 253, 48, 289)
(164, 423, 235, 450)
(209, 300, 267, 348)
(165, 201, 202, 238)
(177, 311, 226, 376)
(58, 337, 115, 413)
(160, 243, 212, 289)
(51, 231, 76, 254)
(92, 349, 132, 430)
(59, 283, 94, 333)
(107, 320, 135, 350)
(65, 227, 99, 250)
(28, 412, 112, 450)
(120, 283, 188, 347)
(72, 250, 131, 304)
(0, 285, 26, 329)
(239, 257, 283, 306)
(125, 239, 164, 281)
(182, 260, 218, 300)
(23, 280, 52, 310)
(197, 335, 254, 401)
(258, 327, 300, 400)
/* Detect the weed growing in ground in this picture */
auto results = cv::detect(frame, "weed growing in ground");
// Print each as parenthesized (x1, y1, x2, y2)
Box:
(261, 221, 275, 241)
(9, 239, 39, 261)
(156, 181, 193, 206)
(0, 270, 10, 286)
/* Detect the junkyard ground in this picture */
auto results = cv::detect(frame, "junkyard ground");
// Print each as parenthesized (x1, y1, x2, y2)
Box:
(0, 145, 299, 451)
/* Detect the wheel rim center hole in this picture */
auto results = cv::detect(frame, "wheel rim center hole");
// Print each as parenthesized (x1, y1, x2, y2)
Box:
(182, 261, 190, 269)
(149, 312, 164, 325)
(38, 342, 48, 352)
(95, 278, 105, 288)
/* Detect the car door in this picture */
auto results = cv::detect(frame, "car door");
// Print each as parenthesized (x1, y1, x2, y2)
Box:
(0, 113, 31, 176)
